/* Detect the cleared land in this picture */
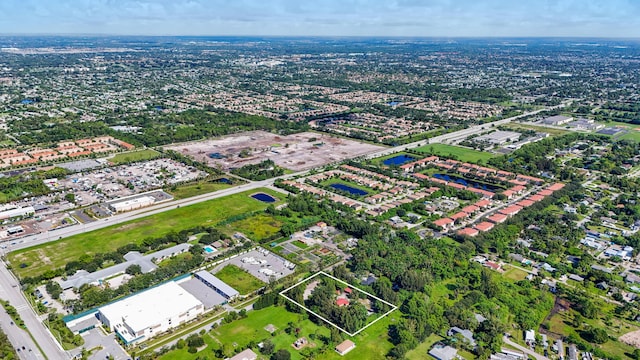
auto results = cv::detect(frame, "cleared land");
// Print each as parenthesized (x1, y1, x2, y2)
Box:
(9, 188, 283, 279)
(165, 130, 385, 171)
(168, 180, 234, 199)
(214, 265, 264, 295)
(415, 143, 495, 163)
(109, 149, 161, 164)
(222, 213, 282, 241)
(505, 123, 571, 136)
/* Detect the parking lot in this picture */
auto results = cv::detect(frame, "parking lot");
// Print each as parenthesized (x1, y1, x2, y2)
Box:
(219, 248, 295, 283)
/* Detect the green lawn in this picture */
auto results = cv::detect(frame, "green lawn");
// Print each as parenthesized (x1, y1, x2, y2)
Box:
(221, 214, 282, 241)
(214, 265, 264, 295)
(9, 188, 283, 279)
(503, 123, 571, 136)
(502, 266, 528, 282)
(168, 180, 234, 199)
(109, 149, 161, 164)
(405, 333, 443, 360)
(617, 130, 640, 142)
(414, 143, 495, 164)
(159, 305, 396, 360)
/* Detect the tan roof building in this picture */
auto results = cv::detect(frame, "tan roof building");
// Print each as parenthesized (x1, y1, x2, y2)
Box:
(335, 340, 356, 356)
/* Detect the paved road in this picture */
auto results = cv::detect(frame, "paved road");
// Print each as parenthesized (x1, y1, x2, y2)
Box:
(0, 102, 569, 357)
(0, 261, 68, 360)
(503, 335, 549, 360)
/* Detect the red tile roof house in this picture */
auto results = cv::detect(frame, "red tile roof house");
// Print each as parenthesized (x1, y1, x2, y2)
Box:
(502, 189, 515, 199)
(528, 194, 545, 202)
(461, 205, 480, 215)
(499, 205, 523, 217)
(457, 227, 479, 237)
(450, 211, 469, 222)
(474, 221, 495, 232)
(516, 199, 536, 208)
(487, 213, 508, 224)
(475, 199, 492, 208)
(484, 261, 502, 271)
(336, 298, 350, 307)
(433, 218, 455, 230)
(547, 182, 565, 191)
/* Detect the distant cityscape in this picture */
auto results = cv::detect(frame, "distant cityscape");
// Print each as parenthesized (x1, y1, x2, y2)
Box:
(0, 36, 639, 360)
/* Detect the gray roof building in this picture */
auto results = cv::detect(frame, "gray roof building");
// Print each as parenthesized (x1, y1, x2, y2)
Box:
(60, 243, 190, 289)
(194, 270, 239, 299)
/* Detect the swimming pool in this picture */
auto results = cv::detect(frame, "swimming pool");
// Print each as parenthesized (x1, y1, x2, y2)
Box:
(204, 245, 217, 254)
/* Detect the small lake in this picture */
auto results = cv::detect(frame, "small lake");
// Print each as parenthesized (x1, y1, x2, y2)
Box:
(433, 173, 503, 192)
(330, 183, 369, 196)
(383, 154, 417, 166)
(216, 177, 232, 184)
(251, 193, 277, 203)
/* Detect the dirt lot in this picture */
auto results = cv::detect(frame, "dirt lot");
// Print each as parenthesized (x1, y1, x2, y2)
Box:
(620, 329, 640, 348)
(165, 131, 385, 171)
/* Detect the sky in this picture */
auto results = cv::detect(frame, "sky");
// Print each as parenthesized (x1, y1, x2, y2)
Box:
(0, 0, 639, 38)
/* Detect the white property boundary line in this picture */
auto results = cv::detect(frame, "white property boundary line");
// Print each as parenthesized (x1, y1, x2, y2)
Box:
(279, 271, 398, 337)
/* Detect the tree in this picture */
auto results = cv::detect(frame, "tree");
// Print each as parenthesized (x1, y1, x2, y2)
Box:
(64, 193, 75, 203)
(271, 349, 291, 360)
(260, 339, 275, 355)
(125, 264, 142, 275)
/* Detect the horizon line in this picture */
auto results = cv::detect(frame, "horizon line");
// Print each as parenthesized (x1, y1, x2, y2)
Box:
(0, 33, 639, 40)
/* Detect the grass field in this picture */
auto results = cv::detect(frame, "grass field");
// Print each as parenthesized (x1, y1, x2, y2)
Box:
(159, 305, 395, 360)
(109, 149, 161, 164)
(405, 333, 443, 360)
(617, 130, 640, 142)
(214, 265, 264, 295)
(504, 123, 571, 136)
(414, 143, 495, 164)
(9, 188, 283, 279)
(169, 180, 234, 199)
(502, 266, 529, 282)
(221, 213, 282, 241)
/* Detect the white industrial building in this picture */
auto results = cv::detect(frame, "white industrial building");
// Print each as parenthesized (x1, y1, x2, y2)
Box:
(0, 206, 35, 220)
(109, 196, 155, 212)
(98, 281, 204, 344)
(539, 115, 573, 126)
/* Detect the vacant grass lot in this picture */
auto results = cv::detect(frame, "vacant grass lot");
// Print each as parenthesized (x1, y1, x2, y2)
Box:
(168, 180, 234, 199)
(221, 213, 282, 241)
(503, 123, 571, 136)
(159, 305, 396, 360)
(109, 149, 161, 164)
(414, 143, 495, 164)
(9, 188, 283, 279)
(214, 265, 264, 295)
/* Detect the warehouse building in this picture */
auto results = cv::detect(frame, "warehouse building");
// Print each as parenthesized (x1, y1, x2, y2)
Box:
(98, 281, 204, 344)
(108, 195, 155, 212)
(539, 115, 573, 126)
(0, 206, 35, 220)
(194, 270, 239, 300)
